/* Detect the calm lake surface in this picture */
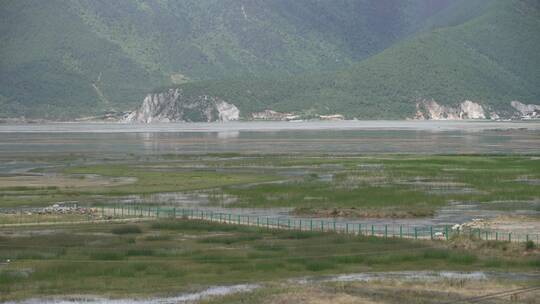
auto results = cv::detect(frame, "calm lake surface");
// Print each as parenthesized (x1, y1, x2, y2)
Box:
(0, 121, 539, 156)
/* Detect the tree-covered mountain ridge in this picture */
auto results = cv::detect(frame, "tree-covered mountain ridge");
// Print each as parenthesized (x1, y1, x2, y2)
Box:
(1, 0, 538, 120)
(149, 0, 539, 121)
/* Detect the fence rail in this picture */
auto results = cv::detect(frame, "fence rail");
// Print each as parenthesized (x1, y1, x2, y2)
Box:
(2, 205, 538, 244)
(102, 205, 538, 244)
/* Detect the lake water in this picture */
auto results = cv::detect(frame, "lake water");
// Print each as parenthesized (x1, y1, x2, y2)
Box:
(0, 121, 539, 156)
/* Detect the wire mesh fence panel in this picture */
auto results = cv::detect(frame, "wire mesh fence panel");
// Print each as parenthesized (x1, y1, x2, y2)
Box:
(1, 206, 538, 244)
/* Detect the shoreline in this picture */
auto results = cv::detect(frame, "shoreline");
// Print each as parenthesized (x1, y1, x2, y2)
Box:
(0, 120, 539, 133)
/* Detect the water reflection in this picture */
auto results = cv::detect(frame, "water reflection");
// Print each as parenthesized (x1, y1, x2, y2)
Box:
(0, 123, 538, 156)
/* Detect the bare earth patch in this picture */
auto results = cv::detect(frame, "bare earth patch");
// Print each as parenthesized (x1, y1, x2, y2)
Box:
(464, 215, 540, 235)
(252, 279, 539, 304)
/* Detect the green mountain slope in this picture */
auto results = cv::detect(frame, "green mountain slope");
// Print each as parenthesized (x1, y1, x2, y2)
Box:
(0, 0, 453, 119)
(176, 0, 540, 119)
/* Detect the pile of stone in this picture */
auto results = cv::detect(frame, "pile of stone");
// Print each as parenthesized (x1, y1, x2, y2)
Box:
(40, 204, 97, 215)
(0, 204, 99, 216)
(40, 204, 98, 215)
(452, 218, 487, 231)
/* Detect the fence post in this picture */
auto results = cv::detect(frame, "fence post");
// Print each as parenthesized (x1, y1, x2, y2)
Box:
(445, 225, 449, 240)
(414, 227, 418, 240)
(358, 224, 361, 236)
(496, 231, 498, 241)
(299, 219, 302, 231)
(508, 233, 512, 242)
(267, 217, 269, 229)
(288, 219, 291, 230)
(430, 226, 433, 240)
(346, 223, 349, 234)
(321, 221, 324, 232)
(400, 225, 403, 239)
(333, 221, 336, 232)
(310, 219, 313, 231)
(173, 208, 176, 219)
(237, 215, 241, 225)
(384, 225, 388, 238)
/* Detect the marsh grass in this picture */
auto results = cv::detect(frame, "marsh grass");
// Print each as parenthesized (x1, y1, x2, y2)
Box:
(216, 155, 540, 216)
(3, 155, 539, 218)
(0, 220, 537, 301)
(111, 225, 142, 235)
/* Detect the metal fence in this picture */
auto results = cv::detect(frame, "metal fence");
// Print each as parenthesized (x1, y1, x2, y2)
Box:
(102, 205, 539, 244)
(1, 206, 537, 243)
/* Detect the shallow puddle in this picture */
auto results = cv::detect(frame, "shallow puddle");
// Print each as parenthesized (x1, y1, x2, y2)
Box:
(292, 271, 540, 284)
(6, 284, 259, 304)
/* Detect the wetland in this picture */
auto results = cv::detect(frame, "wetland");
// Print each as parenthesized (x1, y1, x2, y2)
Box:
(1, 121, 539, 303)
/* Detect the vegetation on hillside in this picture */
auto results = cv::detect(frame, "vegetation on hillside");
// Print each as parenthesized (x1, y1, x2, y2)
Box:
(0, 0, 454, 119)
(175, 0, 540, 119)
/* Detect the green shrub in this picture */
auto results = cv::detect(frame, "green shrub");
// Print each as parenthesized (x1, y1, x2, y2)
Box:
(90, 251, 126, 260)
(303, 259, 336, 271)
(144, 234, 171, 241)
(423, 249, 450, 259)
(199, 234, 262, 244)
(126, 249, 156, 256)
(111, 225, 142, 235)
(449, 253, 478, 265)
(331, 255, 365, 264)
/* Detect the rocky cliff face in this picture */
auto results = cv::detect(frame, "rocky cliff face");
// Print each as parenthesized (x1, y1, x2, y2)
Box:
(414, 100, 488, 120)
(123, 89, 239, 123)
(414, 99, 540, 120)
(511, 101, 540, 119)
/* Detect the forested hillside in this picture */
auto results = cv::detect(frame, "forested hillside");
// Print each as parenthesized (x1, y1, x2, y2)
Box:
(1, 0, 538, 119)
(176, 0, 540, 119)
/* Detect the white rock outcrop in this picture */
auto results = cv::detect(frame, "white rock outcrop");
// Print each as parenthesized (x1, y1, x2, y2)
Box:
(123, 89, 239, 123)
(459, 100, 486, 119)
(415, 99, 487, 120)
(511, 101, 540, 119)
(251, 109, 295, 121)
(215, 100, 240, 122)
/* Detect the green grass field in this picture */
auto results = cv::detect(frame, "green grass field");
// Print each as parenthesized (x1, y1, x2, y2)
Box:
(1, 154, 539, 218)
(0, 220, 537, 301)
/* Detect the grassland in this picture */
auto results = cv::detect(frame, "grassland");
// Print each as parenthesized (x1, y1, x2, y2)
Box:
(202, 279, 540, 304)
(0, 220, 538, 301)
(1, 154, 539, 218)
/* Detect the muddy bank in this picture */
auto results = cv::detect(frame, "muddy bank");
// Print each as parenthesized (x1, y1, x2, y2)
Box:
(6, 272, 539, 304)
(291, 271, 540, 284)
(5, 284, 259, 304)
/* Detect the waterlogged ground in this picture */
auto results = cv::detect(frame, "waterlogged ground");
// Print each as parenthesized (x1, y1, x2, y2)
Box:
(0, 221, 538, 302)
(1, 154, 539, 234)
(1, 122, 540, 302)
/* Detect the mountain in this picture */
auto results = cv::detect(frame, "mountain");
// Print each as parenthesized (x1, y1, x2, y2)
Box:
(169, 0, 540, 119)
(0, 0, 455, 119)
(1, 0, 538, 120)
